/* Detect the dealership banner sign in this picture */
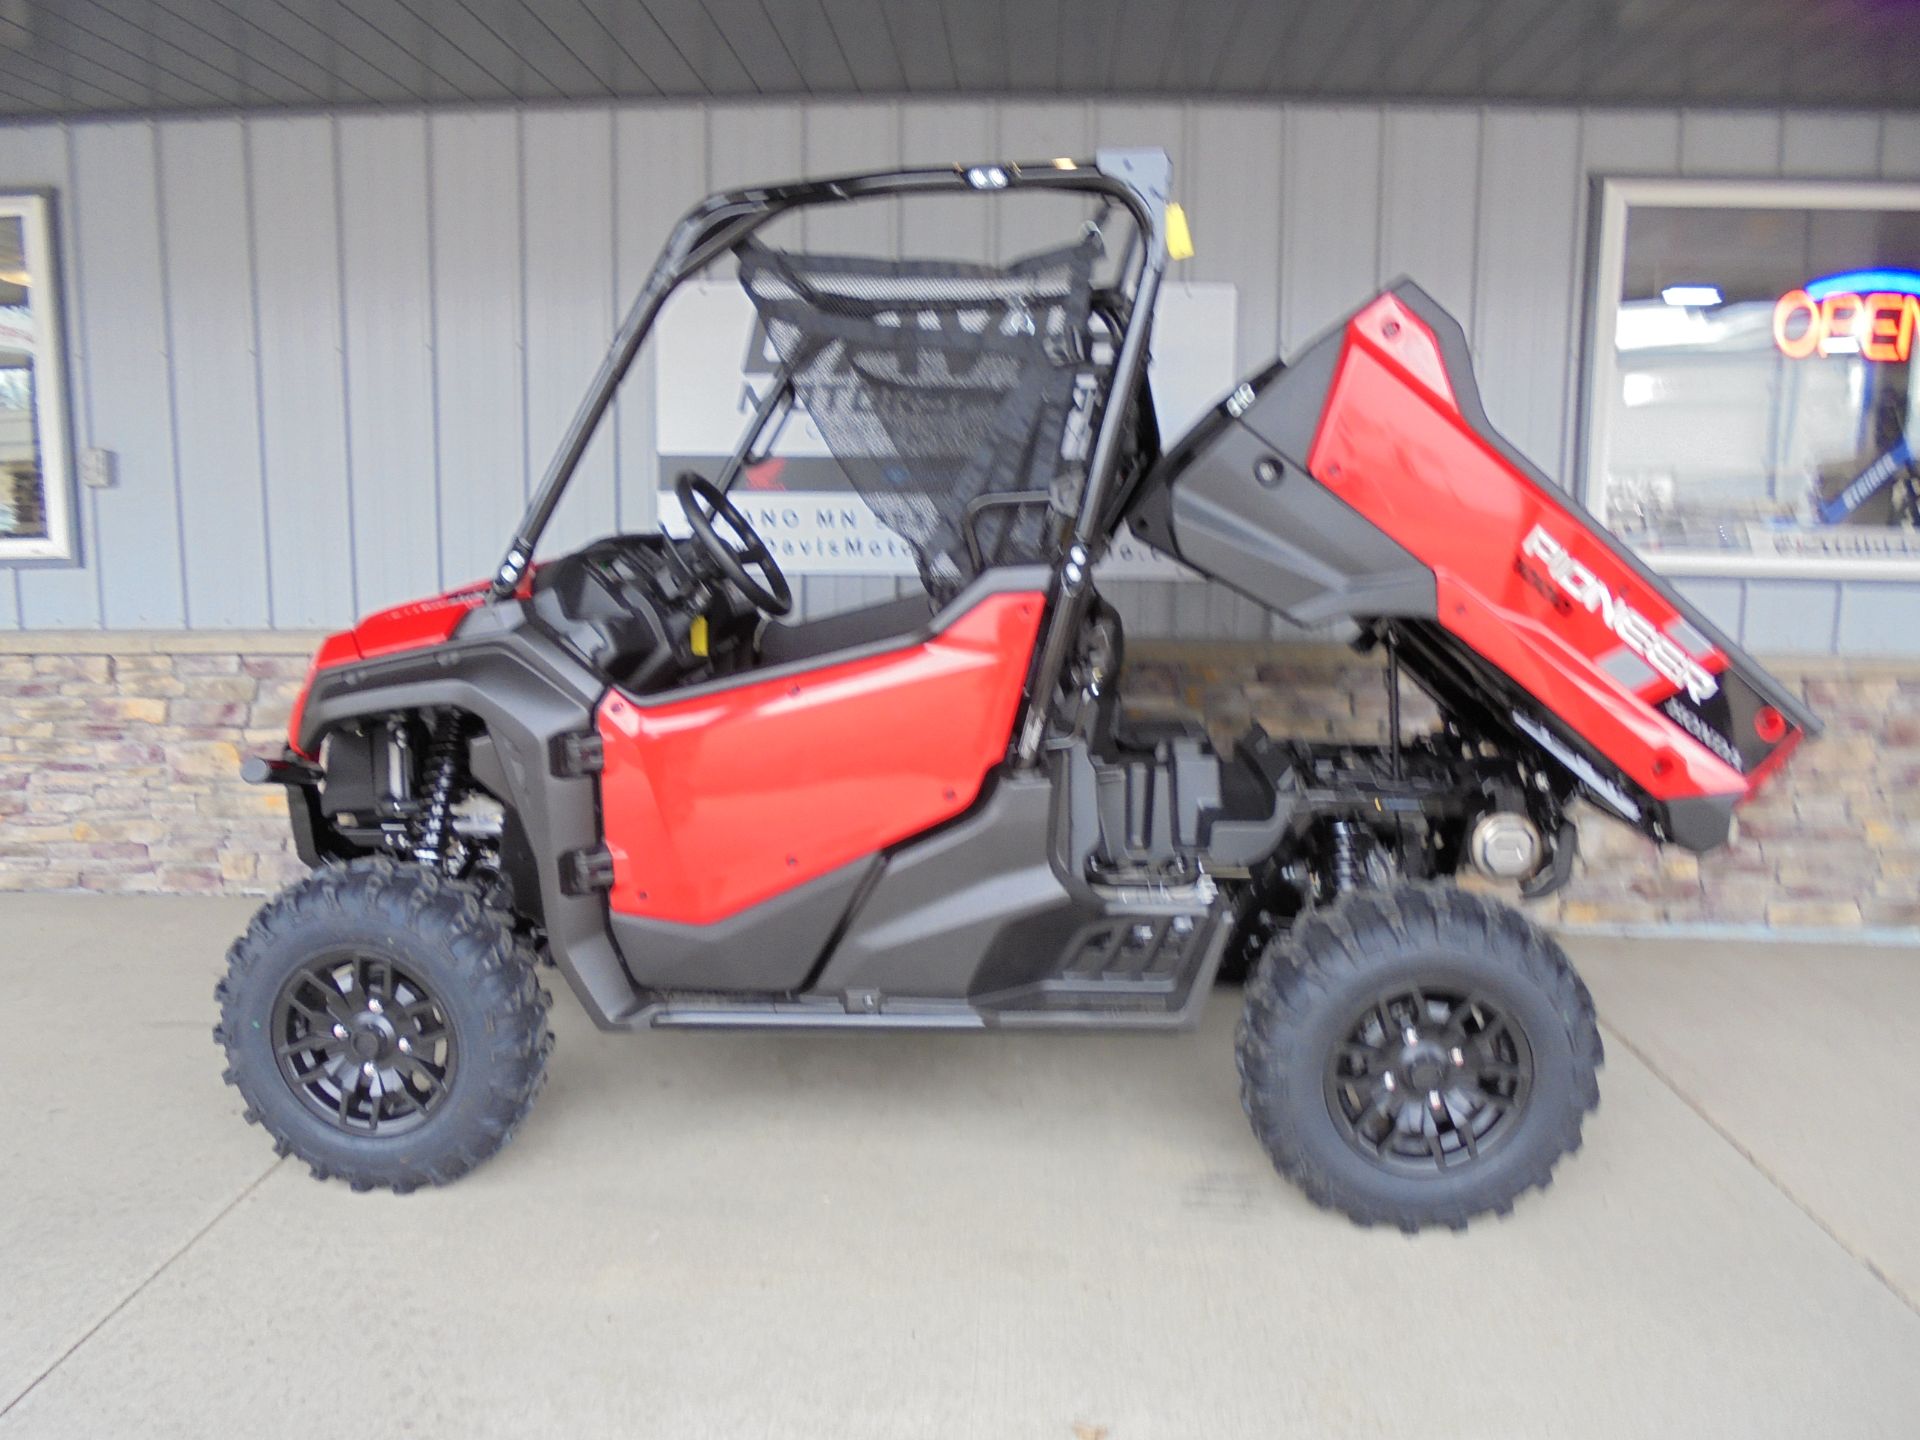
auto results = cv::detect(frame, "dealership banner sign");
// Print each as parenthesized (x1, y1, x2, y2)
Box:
(655, 281, 1237, 579)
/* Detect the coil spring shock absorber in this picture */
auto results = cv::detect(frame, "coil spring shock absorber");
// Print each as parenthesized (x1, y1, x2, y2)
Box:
(412, 713, 465, 872)
(1330, 819, 1361, 894)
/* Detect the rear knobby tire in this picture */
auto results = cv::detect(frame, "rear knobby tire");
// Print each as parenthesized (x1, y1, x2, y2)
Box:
(1236, 883, 1602, 1232)
(214, 858, 552, 1194)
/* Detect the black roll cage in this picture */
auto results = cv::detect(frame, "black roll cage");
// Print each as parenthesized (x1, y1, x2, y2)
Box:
(486, 148, 1174, 769)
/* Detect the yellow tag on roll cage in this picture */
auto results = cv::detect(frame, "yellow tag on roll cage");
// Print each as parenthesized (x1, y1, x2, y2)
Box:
(689, 615, 709, 657)
(1165, 203, 1195, 261)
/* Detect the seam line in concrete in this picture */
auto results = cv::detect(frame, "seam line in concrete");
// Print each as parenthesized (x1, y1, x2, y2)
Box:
(0, 1159, 284, 1421)
(1600, 1018, 1920, 1322)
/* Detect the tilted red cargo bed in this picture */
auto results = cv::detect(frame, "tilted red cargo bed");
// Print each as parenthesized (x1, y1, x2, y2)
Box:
(1133, 280, 1819, 852)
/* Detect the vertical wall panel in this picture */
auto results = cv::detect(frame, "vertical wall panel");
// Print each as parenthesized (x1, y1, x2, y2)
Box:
(898, 103, 993, 260)
(71, 122, 185, 627)
(1280, 106, 1382, 353)
(707, 102, 805, 191)
(1780, 113, 1882, 177)
(1836, 583, 1920, 656)
(1473, 109, 1581, 477)
(1101, 579, 1174, 637)
(1670, 577, 1744, 638)
(1187, 104, 1283, 374)
(801, 101, 901, 254)
(1169, 570, 1216, 638)
(1195, 582, 1266, 641)
(428, 110, 525, 589)
(338, 114, 438, 615)
(522, 107, 616, 559)
(249, 115, 353, 628)
(612, 105, 705, 535)
(1679, 110, 1782, 175)
(991, 102, 1091, 259)
(1378, 108, 1481, 324)
(1741, 581, 1840, 654)
(1882, 114, 1920, 178)
(1092, 101, 1184, 158)
(1579, 110, 1682, 175)
(158, 119, 271, 627)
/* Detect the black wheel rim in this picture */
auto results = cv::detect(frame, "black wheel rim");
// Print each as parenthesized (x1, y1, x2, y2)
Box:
(272, 949, 457, 1137)
(1323, 982, 1533, 1176)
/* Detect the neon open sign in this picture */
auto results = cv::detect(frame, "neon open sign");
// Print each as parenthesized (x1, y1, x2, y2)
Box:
(1772, 268, 1920, 361)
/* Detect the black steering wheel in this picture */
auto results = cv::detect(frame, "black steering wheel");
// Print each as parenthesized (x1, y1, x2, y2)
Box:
(675, 472, 793, 617)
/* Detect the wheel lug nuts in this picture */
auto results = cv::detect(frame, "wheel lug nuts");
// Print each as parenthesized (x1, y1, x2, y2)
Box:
(1450, 1047, 1465, 1067)
(362, 1061, 377, 1077)
(367, 998, 383, 1015)
(1403, 1026, 1419, 1045)
(1382, 1073, 1396, 1091)
(397, 1038, 411, 1054)
(332, 1024, 348, 1040)
(1429, 1090, 1443, 1110)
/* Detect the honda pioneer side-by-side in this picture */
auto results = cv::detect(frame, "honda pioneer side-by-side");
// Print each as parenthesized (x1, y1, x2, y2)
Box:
(215, 151, 1817, 1230)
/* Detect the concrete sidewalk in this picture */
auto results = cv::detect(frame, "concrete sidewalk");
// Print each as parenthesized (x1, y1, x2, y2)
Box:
(2, 896, 1915, 1439)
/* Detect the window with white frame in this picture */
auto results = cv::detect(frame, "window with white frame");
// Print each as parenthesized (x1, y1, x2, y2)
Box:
(1585, 178, 1920, 577)
(0, 191, 74, 562)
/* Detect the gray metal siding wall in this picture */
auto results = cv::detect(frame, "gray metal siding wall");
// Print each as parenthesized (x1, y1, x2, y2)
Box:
(2, 100, 1918, 649)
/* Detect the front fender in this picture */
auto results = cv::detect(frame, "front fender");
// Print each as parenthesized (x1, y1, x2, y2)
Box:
(290, 607, 642, 1027)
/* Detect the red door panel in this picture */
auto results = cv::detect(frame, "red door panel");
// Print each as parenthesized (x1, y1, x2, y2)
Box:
(595, 591, 1045, 925)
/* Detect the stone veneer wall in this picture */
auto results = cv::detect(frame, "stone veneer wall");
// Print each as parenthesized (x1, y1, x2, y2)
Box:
(1, 636, 313, 895)
(0, 631, 1910, 933)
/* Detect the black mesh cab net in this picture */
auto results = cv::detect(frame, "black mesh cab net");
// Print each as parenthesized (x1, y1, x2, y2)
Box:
(737, 237, 1100, 598)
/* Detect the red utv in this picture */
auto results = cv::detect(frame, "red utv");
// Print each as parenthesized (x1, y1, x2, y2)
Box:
(215, 151, 1816, 1229)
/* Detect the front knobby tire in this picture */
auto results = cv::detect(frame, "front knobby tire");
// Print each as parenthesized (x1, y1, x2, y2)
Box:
(214, 858, 552, 1194)
(1236, 883, 1602, 1232)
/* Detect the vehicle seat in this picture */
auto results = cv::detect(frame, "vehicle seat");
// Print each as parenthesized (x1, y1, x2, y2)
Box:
(755, 593, 937, 668)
